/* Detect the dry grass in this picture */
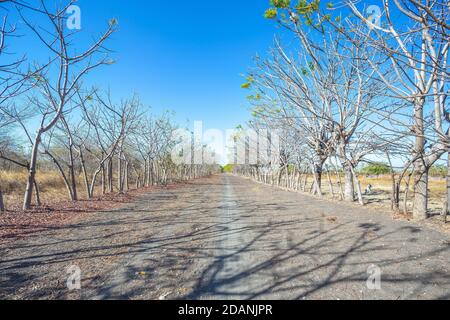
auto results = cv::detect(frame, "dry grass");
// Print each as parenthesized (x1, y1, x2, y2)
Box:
(357, 175, 446, 218)
(1, 169, 448, 216)
(281, 173, 447, 216)
(0, 169, 102, 210)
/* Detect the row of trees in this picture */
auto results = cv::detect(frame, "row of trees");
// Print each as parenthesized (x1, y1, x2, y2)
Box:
(236, 0, 449, 220)
(0, 1, 217, 212)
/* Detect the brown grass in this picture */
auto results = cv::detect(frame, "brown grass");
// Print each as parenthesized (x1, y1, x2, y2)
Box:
(0, 169, 104, 210)
(286, 173, 447, 215)
(1, 170, 447, 214)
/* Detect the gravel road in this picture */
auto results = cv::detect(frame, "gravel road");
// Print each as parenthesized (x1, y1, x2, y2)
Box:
(1, 175, 449, 300)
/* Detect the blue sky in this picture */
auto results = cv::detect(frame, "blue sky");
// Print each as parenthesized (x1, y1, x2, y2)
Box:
(7, 0, 284, 132)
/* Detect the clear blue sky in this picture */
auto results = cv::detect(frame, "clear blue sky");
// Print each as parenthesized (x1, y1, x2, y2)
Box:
(91, 0, 277, 131)
(7, 0, 284, 132)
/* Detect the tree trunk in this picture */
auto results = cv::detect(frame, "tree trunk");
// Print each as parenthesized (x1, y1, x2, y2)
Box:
(33, 180, 41, 207)
(136, 172, 140, 189)
(446, 150, 450, 221)
(143, 161, 148, 187)
(108, 157, 113, 192)
(0, 188, 5, 212)
(148, 160, 153, 185)
(404, 172, 413, 215)
(442, 201, 448, 223)
(79, 150, 92, 199)
(90, 166, 102, 198)
(335, 169, 344, 200)
(343, 164, 355, 202)
(391, 175, 398, 211)
(277, 167, 283, 187)
(351, 167, 364, 206)
(47, 151, 74, 201)
(412, 99, 428, 220)
(296, 172, 302, 190)
(105, 160, 109, 192)
(68, 146, 78, 201)
(101, 163, 106, 195)
(125, 160, 129, 192)
(314, 163, 323, 193)
(326, 167, 335, 198)
(413, 161, 429, 220)
(118, 152, 123, 194)
(23, 133, 42, 210)
(285, 168, 290, 188)
(311, 164, 323, 197)
(302, 174, 308, 192)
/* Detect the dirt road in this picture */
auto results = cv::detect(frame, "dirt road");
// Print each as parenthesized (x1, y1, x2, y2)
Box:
(1, 175, 449, 300)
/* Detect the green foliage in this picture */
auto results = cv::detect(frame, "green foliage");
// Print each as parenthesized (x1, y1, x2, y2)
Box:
(241, 75, 255, 89)
(271, 0, 291, 8)
(264, 0, 334, 31)
(222, 164, 234, 173)
(264, 8, 278, 19)
(360, 162, 391, 176)
(295, 0, 320, 15)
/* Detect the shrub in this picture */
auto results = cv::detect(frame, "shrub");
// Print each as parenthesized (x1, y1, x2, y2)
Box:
(360, 163, 391, 176)
(222, 164, 234, 173)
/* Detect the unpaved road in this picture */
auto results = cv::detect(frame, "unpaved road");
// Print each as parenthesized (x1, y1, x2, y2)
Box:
(1, 175, 450, 300)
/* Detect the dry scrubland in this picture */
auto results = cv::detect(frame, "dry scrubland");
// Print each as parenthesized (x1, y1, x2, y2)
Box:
(313, 174, 446, 213)
(264, 172, 450, 236)
(359, 175, 446, 212)
(0, 169, 105, 210)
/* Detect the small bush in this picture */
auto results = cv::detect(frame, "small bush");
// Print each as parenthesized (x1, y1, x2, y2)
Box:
(360, 163, 391, 176)
(222, 164, 234, 173)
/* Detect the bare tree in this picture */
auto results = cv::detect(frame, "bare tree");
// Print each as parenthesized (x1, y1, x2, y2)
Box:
(78, 91, 141, 198)
(14, 1, 116, 210)
(341, 0, 449, 219)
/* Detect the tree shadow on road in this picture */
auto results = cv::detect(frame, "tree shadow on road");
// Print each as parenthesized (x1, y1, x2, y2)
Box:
(1, 176, 450, 300)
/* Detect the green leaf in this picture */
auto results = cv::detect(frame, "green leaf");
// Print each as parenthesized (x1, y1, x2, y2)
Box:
(264, 8, 278, 19)
(270, 0, 291, 8)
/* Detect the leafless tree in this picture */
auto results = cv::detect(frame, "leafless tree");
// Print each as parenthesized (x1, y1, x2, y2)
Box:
(341, 0, 449, 219)
(12, 1, 116, 210)
(244, 24, 389, 204)
(78, 91, 141, 198)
